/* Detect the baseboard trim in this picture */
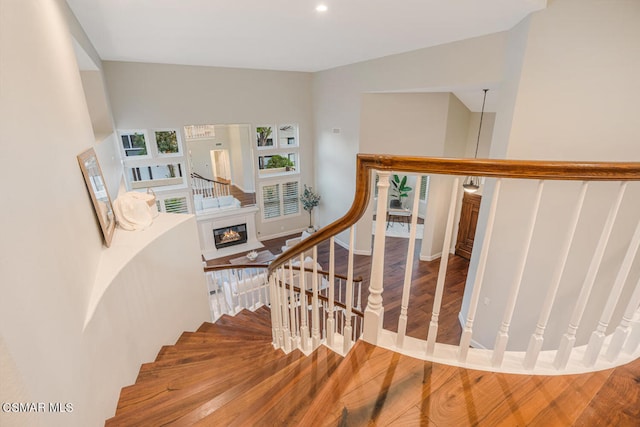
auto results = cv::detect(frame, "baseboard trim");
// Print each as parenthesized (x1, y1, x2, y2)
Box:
(420, 252, 441, 262)
(258, 227, 306, 241)
(457, 312, 488, 350)
(334, 236, 371, 256)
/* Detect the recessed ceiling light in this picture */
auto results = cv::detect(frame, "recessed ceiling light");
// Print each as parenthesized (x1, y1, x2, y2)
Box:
(316, 4, 328, 12)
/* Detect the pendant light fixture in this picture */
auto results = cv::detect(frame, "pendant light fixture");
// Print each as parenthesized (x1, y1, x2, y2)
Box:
(463, 88, 488, 193)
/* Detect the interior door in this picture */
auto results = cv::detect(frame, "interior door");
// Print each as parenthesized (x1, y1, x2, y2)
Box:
(455, 192, 482, 260)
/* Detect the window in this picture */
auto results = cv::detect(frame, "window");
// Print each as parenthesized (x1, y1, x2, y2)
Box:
(260, 181, 300, 220)
(119, 130, 149, 157)
(153, 129, 182, 156)
(162, 197, 189, 214)
(262, 184, 281, 219)
(283, 182, 299, 215)
(128, 163, 185, 189)
(255, 124, 300, 178)
(154, 192, 190, 214)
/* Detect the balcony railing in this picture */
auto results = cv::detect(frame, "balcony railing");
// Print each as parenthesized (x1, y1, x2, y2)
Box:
(267, 155, 640, 374)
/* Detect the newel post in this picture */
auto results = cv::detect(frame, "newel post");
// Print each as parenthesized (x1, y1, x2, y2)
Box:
(363, 170, 390, 344)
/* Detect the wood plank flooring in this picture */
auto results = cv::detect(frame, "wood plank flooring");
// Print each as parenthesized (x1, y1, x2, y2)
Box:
(208, 232, 468, 345)
(201, 232, 639, 426)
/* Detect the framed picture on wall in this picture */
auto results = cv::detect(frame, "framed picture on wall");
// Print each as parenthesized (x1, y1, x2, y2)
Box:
(118, 130, 151, 159)
(77, 148, 116, 247)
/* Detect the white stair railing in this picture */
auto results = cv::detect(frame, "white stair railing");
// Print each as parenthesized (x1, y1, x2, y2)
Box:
(204, 264, 270, 321)
(266, 155, 640, 375)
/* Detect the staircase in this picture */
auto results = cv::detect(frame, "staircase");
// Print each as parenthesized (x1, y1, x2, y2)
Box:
(105, 307, 342, 426)
(107, 307, 639, 426)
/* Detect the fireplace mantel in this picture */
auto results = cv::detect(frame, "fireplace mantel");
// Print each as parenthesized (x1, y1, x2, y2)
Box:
(196, 206, 263, 260)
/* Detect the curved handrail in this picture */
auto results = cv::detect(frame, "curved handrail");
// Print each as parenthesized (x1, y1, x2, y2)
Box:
(269, 154, 640, 273)
(191, 172, 231, 187)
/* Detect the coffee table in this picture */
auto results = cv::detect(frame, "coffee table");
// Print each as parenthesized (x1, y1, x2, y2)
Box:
(387, 208, 412, 231)
(229, 250, 276, 265)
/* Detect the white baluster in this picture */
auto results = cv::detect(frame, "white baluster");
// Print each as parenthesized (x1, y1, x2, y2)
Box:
(397, 175, 423, 348)
(623, 307, 640, 354)
(299, 253, 309, 351)
(278, 268, 291, 352)
(288, 260, 298, 349)
(425, 177, 460, 354)
(343, 226, 356, 353)
(268, 273, 281, 349)
(311, 246, 321, 349)
(493, 180, 544, 367)
(459, 179, 502, 362)
(519, 182, 588, 369)
(555, 182, 627, 369)
(327, 237, 336, 347)
(607, 277, 640, 361)
(584, 214, 640, 366)
(364, 171, 390, 344)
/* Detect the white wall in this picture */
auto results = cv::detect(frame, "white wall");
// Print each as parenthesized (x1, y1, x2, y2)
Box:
(103, 61, 314, 239)
(312, 32, 508, 252)
(0, 1, 210, 426)
(462, 0, 640, 350)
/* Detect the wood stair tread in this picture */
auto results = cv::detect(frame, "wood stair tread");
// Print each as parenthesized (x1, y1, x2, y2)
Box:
(184, 345, 342, 426)
(109, 307, 636, 425)
(111, 348, 303, 423)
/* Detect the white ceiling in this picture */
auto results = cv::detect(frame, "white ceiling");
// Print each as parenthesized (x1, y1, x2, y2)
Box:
(66, 0, 546, 111)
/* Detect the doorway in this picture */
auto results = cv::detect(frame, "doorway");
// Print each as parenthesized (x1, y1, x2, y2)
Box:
(455, 192, 481, 260)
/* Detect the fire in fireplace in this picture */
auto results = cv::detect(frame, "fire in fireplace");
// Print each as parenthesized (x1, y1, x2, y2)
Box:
(213, 224, 248, 249)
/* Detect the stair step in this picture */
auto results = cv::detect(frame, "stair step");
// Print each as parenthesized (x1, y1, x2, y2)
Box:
(182, 345, 342, 425)
(139, 343, 275, 373)
(136, 346, 277, 382)
(236, 308, 272, 327)
(187, 325, 271, 341)
(155, 340, 269, 362)
(109, 349, 304, 425)
(175, 330, 270, 345)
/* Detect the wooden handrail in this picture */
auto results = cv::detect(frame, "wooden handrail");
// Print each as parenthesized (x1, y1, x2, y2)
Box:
(204, 263, 363, 283)
(191, 172, 230, 187)
(284, 282, 365, 318)
(269, 155, 640, 273)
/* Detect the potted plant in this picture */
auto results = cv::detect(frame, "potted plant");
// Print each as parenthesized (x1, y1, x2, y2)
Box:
(300, 184, 320, 232)
(390, 174, 412, 208)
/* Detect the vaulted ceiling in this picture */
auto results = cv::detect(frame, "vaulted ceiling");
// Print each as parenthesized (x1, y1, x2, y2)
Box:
(67, 0, 546, 111)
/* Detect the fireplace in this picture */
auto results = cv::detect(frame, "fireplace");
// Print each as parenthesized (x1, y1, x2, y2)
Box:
(213, 223, 248, 249)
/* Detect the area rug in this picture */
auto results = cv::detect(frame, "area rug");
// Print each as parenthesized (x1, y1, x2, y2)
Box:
(372, 221, 424, 239)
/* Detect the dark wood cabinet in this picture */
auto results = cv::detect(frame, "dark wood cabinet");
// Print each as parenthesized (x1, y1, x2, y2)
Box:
(455, 192, 481, 260)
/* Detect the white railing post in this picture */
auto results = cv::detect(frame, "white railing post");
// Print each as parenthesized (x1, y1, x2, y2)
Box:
(311, 246, 321, 349)
(268, 272, 282, 349)
(343, 226, 355, 353)
(555, 182, 627, 369)
(397, 175, 424, 349)
(424, 177, 459, 354)
(623, 307, 640, 354)
(288, 260, 298, 349)
(584, 215, 640, 366)
(606, 277, 640, 361)
(459, 179, 502, 362)
(493, 180, 544, 367)
(278, 268, 292, 352)
(522, 182, 588, 370)
(364, 171, 390, 344)
(298, 253, 310, 352)
(326, 237, 336, 347)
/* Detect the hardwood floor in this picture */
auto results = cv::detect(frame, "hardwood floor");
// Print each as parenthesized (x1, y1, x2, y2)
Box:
(108, 309, 640, 426)
(199, 232, 639, 426)
(208, 232, 468, 345)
